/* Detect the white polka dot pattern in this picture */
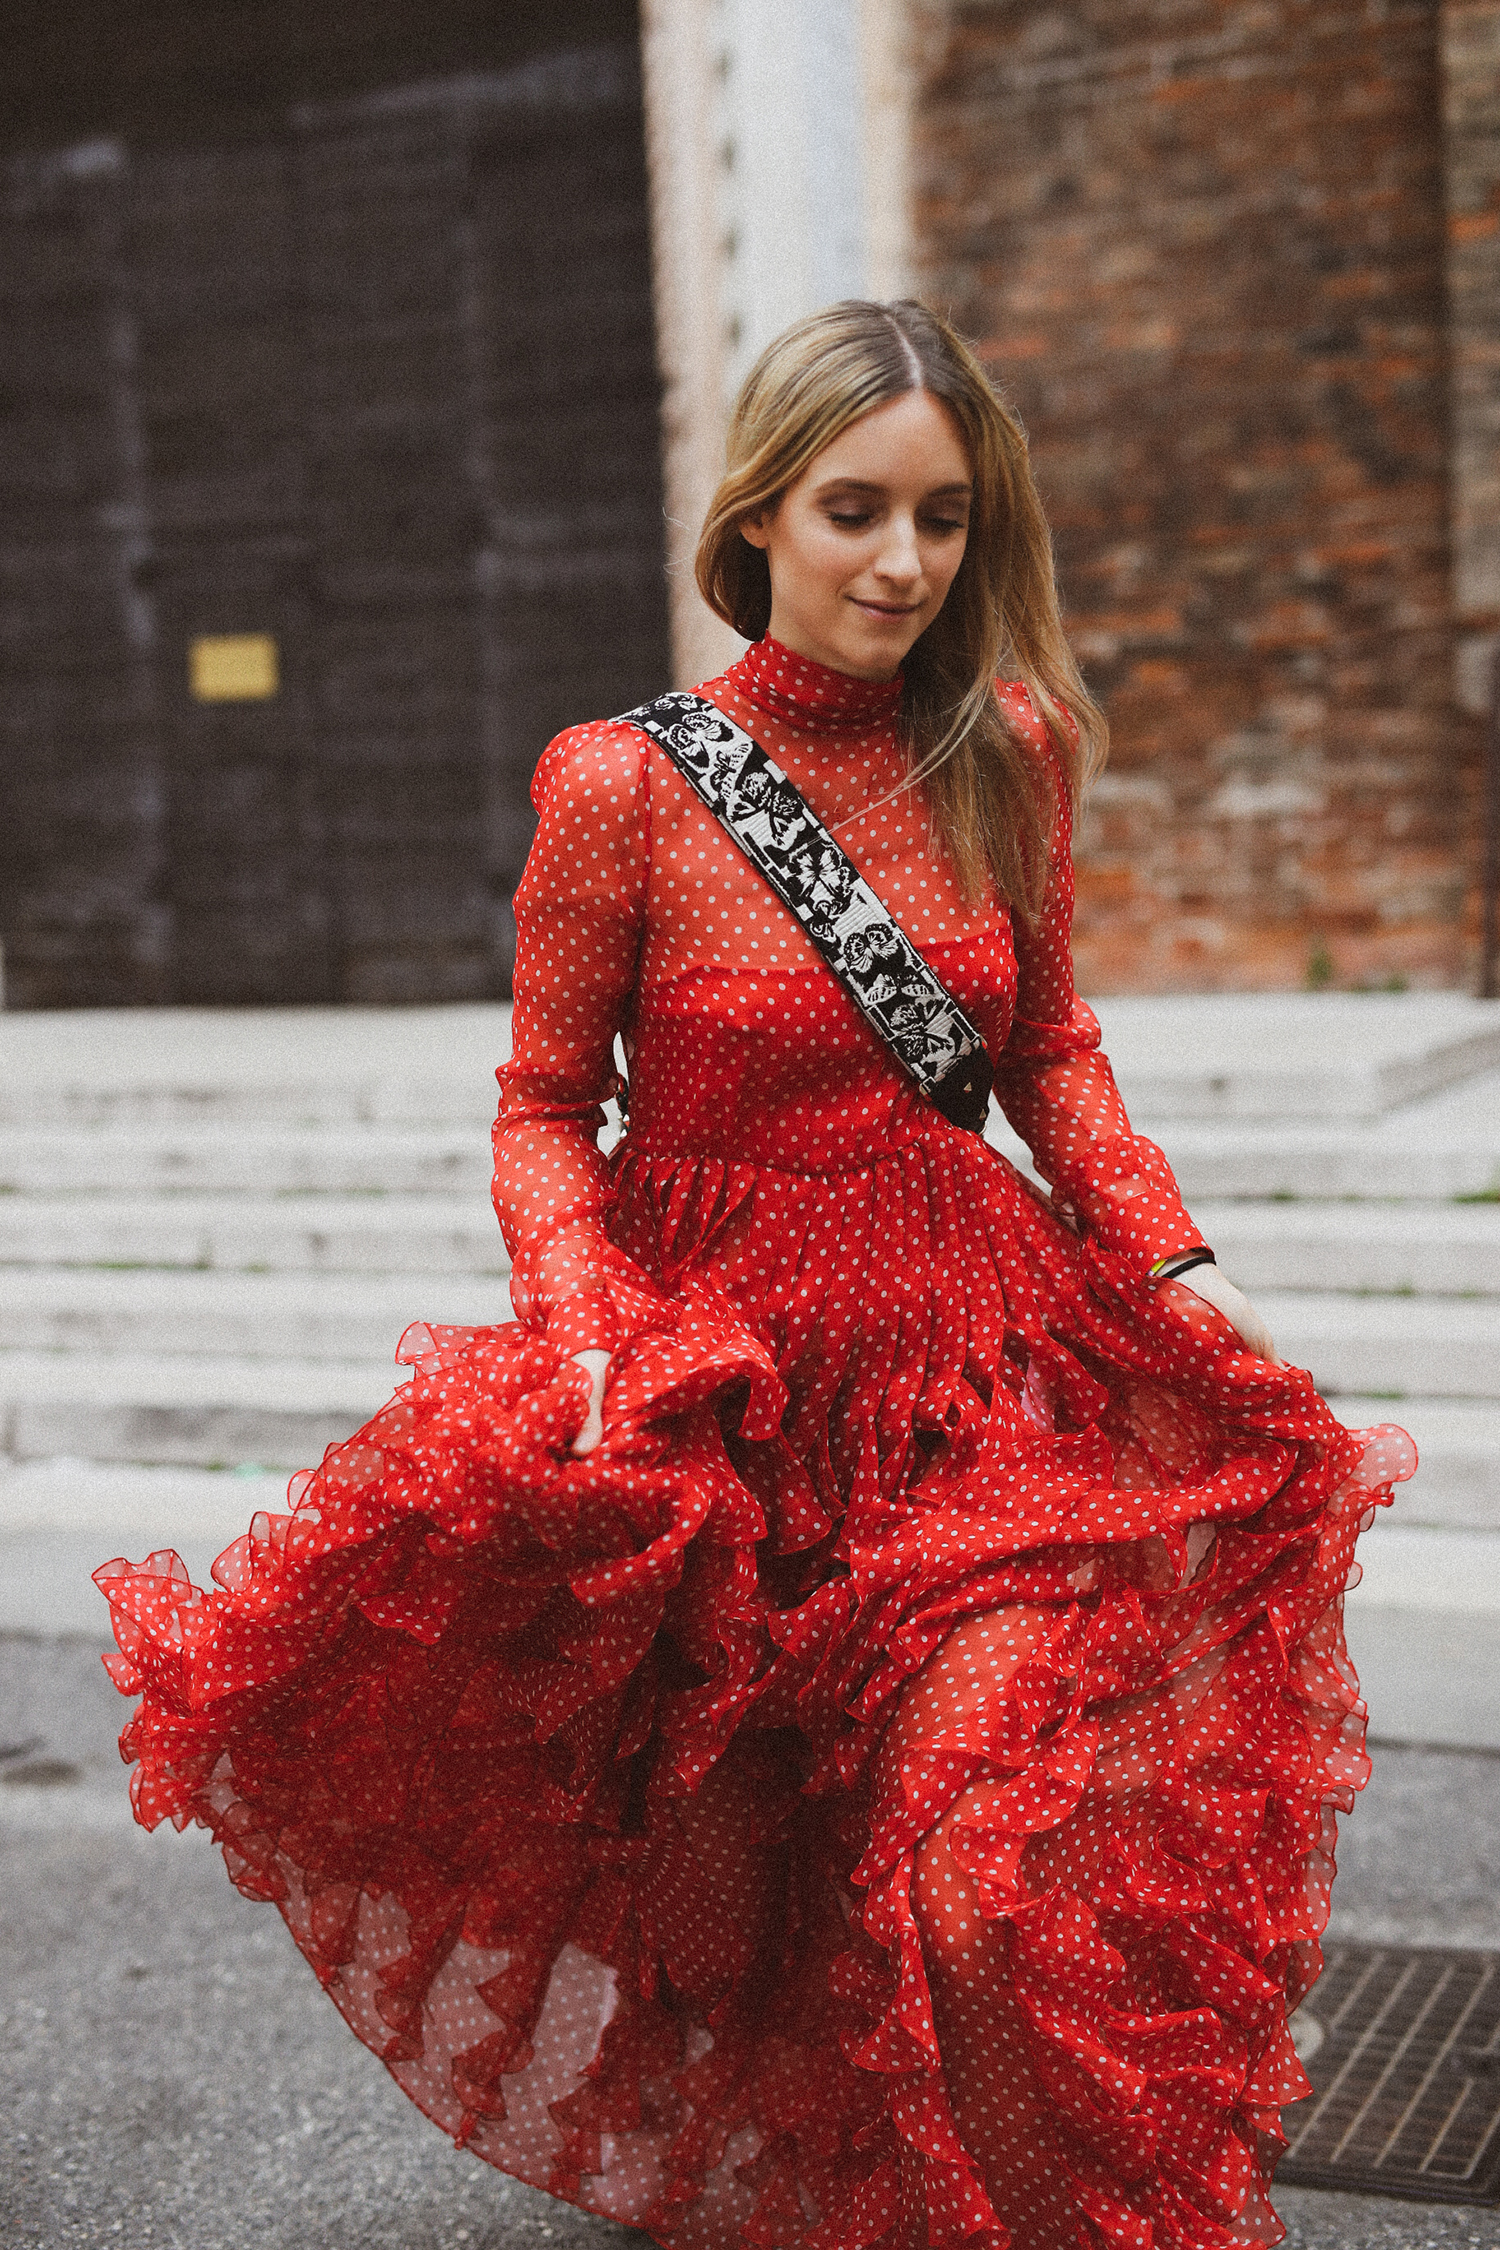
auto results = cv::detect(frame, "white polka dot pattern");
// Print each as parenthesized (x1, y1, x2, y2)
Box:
(95, 636, 1416, 2250)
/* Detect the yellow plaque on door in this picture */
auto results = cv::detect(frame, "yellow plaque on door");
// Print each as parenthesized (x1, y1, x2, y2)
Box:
(189, 633, 280, 701)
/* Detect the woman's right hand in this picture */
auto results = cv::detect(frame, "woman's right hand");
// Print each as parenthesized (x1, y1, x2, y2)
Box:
(569, 1349, 612, 1456)
(1165, 1264, 1280, 1364)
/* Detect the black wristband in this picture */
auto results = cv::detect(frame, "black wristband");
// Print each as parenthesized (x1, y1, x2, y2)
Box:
(1151, 1248, 1217, 1283)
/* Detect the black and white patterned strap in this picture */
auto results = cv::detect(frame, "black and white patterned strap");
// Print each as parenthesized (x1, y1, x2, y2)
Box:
(622, 690, 994, 1132)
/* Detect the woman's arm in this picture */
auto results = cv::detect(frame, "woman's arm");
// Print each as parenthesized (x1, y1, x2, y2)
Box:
(492, 719, 657, 1448)
(992, 691, 1276, 1360)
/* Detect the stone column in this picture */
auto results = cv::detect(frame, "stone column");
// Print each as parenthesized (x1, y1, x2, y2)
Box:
(640, 0, 917, 686)
(1442, 1, 1500, 717)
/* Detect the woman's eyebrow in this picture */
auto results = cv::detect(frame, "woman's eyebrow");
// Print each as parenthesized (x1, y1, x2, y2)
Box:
(812, 477, 974, 497)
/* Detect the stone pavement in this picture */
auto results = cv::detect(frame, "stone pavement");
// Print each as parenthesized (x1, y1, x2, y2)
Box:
(3, 1635, 1498, 2250)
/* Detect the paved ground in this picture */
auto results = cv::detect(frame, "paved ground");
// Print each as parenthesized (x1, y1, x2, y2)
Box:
(4, 1635, 1498, 2249)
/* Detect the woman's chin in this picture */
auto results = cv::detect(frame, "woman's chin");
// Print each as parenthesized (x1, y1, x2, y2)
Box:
(769, 606, 923, 680)
(828, 616, 924, 677)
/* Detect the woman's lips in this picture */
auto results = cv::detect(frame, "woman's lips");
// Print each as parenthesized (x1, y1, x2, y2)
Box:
(851, 599, 921, 619)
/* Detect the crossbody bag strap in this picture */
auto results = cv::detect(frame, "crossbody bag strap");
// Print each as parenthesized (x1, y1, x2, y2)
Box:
(621, 690, 994, 1133)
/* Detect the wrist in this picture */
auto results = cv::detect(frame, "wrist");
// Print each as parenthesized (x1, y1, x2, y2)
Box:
(1150, 1248, 1215, 1284)
(543, 1290, 621, 1359)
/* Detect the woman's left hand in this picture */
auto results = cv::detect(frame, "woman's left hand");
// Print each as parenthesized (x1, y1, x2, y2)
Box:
(1168, 1263, 1280, 1364)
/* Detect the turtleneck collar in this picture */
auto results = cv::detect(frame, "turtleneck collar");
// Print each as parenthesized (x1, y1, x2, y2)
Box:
(725, 635, 904, 735)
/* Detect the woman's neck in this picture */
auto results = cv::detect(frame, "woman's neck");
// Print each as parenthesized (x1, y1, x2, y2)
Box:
(724, 636, 905, 735)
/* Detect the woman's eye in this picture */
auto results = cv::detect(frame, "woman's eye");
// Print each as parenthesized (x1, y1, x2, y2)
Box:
(922, 516, 968, 536)
(827, 511, 873, 530)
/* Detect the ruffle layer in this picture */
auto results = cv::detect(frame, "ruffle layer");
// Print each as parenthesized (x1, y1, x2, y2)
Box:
(96, 1129, 1415, 2250)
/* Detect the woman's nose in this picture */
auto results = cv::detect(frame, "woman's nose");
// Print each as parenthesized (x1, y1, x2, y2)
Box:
(873, 515, 923, 582)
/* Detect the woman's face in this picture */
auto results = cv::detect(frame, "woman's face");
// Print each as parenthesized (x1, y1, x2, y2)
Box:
(739, 389, 973, 682)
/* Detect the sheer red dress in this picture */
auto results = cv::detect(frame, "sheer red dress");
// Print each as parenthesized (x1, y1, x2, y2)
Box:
(97, 637, 1414, 2250)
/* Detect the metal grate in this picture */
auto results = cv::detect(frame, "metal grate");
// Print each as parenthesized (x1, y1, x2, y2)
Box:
(1280, 1943, 1500, 2204)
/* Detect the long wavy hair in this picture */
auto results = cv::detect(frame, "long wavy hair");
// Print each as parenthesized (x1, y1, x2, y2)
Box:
(694, 300, 1107, 922)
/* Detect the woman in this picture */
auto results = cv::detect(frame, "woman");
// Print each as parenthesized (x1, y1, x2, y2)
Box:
(98, 301, 1413, 2250)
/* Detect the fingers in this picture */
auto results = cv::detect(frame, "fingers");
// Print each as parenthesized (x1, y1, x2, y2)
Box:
(568, 1348, 611, 1457)
(571, 1408, 604, 1458)
(1227, 1314, 1278, 1362)
(1169, 1264, 1280, 1365)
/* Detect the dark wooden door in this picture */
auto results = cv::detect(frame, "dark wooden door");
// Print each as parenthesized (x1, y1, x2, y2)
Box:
(470, 62, 671, 905)
(132, 136, 331, 1002)
(0, 145, 167, 1005)
(0, 21, 667, 1007)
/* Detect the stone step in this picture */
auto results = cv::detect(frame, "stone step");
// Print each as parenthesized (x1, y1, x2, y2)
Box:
(5, 1460, 1492, 1646)
(1342, 1605, 1500, 1752)
(986, 1071, 1500, 1202)
(0, 1193, 510, 1274)
(1347, 1521, 1500, 1610)
(0, 1125, 493, 1196)
(1161, 1128, 1500, 1204)
(1342, 1500, 1500, 1753)
(1257, 1291, 1500, 1401)
(0, 1349, 400, 1468)
(4, 1191, 1487, 1292)
(4, 1098, 1496, 1204)
(1, 1352, 1494, 1520)
(2, 1228, 1492, 1388)
(0, 1458, 291, 1634)
(1344, 1397, 1500, 1530)
(7, 995, 1498, 1125)
(1188, 1201, 1500, 1296)
(1093, 992, 1500, 1120)
(0, 1267, 510, 1361)
(0, 1002, 511, 1127)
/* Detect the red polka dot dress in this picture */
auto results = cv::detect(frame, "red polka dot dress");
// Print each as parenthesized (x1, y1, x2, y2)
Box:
(97, 636, 1415, 2250)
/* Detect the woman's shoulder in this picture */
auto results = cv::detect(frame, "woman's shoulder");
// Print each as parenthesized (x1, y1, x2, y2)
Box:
(996, 677, 1040, 726)
(995, 676, 1076, 751)
(530, 713, 654, 818)
(996, 676, 1079, 785)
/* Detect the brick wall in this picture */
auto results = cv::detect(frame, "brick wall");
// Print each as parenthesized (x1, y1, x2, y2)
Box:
(1444, 0, 1500, 707)
(912, 0, 1483, 992)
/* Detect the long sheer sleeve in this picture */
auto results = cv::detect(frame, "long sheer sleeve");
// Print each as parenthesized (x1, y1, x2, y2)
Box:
(491, 719, 658, 1358)
(992, 712, 1208, 1276)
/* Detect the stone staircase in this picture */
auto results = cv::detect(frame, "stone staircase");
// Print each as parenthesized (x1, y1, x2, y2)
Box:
(0, 1007, 512, 1476)
(2, 993, 1498, 1745)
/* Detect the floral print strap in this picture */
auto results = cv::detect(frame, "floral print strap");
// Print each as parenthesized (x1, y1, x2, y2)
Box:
(623, 690, 994, 1131)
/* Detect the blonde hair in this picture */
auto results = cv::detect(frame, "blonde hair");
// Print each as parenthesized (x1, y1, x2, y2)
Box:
(695, 300, 1107, 922)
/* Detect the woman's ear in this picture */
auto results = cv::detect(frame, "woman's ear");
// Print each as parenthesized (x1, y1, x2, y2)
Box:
(738, 506, 772, 551)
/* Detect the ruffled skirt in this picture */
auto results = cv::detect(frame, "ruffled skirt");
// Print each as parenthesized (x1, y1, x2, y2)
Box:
(96, 1127, 1414, 2250)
